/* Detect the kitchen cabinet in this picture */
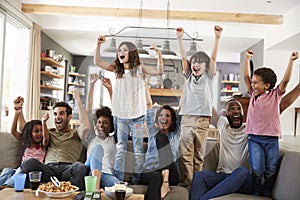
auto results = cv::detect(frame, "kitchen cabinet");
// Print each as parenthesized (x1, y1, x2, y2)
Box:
(40, 57, 65, 110)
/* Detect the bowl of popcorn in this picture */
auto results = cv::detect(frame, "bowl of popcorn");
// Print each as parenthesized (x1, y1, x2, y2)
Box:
(104, 185, 133, 200)
(37, 181, 79, 198)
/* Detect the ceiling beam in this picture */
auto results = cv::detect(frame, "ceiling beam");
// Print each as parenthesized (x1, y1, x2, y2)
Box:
(21, 4, 283, 25)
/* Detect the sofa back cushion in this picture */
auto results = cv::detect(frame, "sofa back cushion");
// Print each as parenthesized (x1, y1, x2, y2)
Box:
(272, 151, 300, 200)
(0, 132, 22, 171)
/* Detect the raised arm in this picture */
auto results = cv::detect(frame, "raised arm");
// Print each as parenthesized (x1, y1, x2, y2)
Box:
(94, 35, 116, 72)
(86, 73, 99, 114)
(278, 51, 299, 93)
(13, 96, 26, 131)
(243, 50, 254, 92)
(280, 82, 300, 113)
(11, 108, 22, 141)
(176, 27, 189, 74)
(208, 25, 223, 76)
(210, 107, 221, 128)
(101, 77, 113, 102)
(142, 44, 164, 76)
(41, 113, 49, 147)
(73, 88, 91, 142)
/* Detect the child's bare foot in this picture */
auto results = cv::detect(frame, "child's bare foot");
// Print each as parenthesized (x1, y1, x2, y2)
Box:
(92, 169, 102, 190)
(161, 181, 170, 199)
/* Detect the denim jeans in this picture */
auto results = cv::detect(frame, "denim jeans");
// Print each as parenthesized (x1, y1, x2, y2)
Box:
(248, 134, 279, 197)
(144, 109, 159, 171)
(189, 167, 252, 200)
(21, 158, 88, 190)
(85, 144, 119, 187)
(0, 168, 16, 186)
(114, 115, 145, 183)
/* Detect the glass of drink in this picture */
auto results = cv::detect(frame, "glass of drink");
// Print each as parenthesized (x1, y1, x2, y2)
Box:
(114, 181, 127, 200)
(13, 173, 27, 192)
(29, 171, 42, 190)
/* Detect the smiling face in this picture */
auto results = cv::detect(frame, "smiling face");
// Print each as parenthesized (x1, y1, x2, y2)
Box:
(251, 75, 270, 96)
(189, 51, 210, 77)
(157, 109, 173, 133)
(190, 58, 207, 76)
(31, 124, 43, 143)
(96, 116, 112, 137)
(118, 44, 130, 64)
(53, 106, 71, 132)
(225, 100, 244, 128)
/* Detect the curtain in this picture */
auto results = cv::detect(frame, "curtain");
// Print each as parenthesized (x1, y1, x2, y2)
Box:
(28, 23, 41, 120)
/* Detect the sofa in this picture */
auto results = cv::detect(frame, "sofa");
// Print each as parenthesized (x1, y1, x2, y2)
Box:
(1, 131, 299, 200)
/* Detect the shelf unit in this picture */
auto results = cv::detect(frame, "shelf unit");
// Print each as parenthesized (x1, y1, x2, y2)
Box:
(67, 72, 86, 96)
(40, 57, 66, 110)
(221, 80, 239, 100)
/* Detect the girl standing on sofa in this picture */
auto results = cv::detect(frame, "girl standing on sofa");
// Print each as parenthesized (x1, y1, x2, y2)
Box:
(0, 96, 49, 189)
(244, 50, 299, 197)
(95, 36, 163, 183)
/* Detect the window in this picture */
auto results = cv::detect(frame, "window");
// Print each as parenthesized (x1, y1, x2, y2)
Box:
(0, 9, 31, 132)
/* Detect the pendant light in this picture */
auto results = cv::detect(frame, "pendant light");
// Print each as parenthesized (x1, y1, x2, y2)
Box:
(186, 40, 198, 57)
(135, 0, 149, 55)
(102, 37, 117, 53)
(161, 0, 177, 56)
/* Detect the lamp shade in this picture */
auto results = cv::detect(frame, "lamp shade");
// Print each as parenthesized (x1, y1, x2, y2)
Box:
(186, 40, 197, 57)
(161, 40, 177, 56)
(102, 38, 117, 53)
(136, 38, 149, 55)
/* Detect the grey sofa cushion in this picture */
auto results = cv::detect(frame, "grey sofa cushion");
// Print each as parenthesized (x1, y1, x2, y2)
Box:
(0, 132, 22, 171)
(211, 193, 271, 200)
(272, 151, 300, 200)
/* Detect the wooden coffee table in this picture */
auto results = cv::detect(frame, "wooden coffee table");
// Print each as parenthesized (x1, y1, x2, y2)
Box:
(0, 188, 144, 200)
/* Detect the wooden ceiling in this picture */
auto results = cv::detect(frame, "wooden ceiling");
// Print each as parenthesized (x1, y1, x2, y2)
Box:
(21, 4, 283, 25)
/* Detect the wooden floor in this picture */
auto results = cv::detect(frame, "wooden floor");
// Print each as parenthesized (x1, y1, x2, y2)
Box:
(279, 135, 300, 152)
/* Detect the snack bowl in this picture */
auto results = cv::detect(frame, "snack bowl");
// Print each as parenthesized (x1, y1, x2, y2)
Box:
(37, 186, 79, 198)
(104, 186, 133, 199)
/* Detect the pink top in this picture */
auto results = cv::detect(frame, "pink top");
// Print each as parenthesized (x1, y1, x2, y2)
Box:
(22, 144, 46, 163)
(245, 87, 284, 138)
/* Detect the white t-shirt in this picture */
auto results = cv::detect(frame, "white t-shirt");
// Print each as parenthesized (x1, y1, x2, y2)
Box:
(216, 116, 250, 174)
(87, 133, 116, 175)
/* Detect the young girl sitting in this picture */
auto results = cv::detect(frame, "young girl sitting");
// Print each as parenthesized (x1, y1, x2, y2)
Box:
(0, 96, 49, 189)
(94, 36, 163, 183)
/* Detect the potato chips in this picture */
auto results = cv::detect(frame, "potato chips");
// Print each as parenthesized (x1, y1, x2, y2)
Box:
(38, 181, 77, 192)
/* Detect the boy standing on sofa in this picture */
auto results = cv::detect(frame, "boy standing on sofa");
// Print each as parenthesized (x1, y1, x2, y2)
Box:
(176, 25, 223, 187)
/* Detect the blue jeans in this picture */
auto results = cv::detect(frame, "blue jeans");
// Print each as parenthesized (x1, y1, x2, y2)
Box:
(248, 134, 279, 197)
(190, 167, 252, 200)
(0, 168, 16, 186)
(114, 115, 145, 183)
(21, 158, 88, 190)
(144, 109, 159, 170)
(85, 144, 119, 187)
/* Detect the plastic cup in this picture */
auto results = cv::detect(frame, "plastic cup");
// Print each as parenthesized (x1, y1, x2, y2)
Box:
(84, 176, 97, 192)
(29, 171, 42, 190)
(14, 173, 27, 192)
(114, 181, 127, 200)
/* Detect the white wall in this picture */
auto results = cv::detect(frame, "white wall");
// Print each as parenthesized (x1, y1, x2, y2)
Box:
(264, 50, 300, 136)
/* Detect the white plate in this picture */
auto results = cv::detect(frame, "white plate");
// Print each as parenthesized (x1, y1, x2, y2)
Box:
(104, 186, 133, 200)
(37, 186, 79, 198)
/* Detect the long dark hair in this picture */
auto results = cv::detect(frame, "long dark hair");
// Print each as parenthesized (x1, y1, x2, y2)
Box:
(20, 120, 43, 155)
(114, 41, 141, 78)
(155, 105, 177, 132)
